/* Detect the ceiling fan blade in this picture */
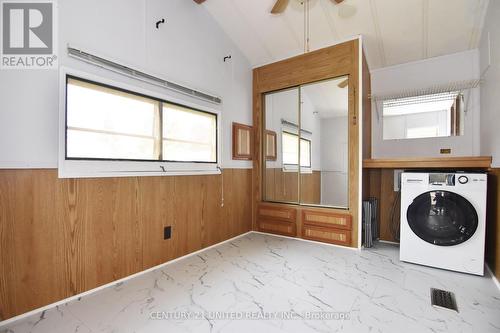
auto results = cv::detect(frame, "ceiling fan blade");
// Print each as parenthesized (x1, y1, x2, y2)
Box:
(271, 0, 289, 14)
(332, 0, 345, 3)
(338, 79, 348, 89)
(193, 0, 206, 4)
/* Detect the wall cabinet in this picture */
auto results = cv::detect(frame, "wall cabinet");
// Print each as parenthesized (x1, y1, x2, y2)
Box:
(252, 37, 371, 248)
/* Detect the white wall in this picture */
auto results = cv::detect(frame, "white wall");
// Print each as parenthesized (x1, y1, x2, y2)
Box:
(383, 110, 449, 140)
(0, 0, 252, 169)
(300, 93, 322, 170)
(479, 0, 500, 167)
(370, 49, 481, 158)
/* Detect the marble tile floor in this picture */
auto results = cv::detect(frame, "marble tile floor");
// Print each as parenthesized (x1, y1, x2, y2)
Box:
(1, 232, 500, 333)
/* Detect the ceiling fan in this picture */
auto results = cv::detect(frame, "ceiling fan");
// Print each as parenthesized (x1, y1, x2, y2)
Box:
(271, 0, 345, 14)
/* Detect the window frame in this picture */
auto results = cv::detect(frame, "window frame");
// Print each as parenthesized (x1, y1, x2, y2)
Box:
(59, 67, 221, 178)
(281, 130, 312, 171)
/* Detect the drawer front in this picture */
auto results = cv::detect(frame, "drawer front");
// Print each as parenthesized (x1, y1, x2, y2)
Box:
(302, 209, 351, 230)
(302, 224, 351, 246)
(257, 204, 297, 237)
(258, 219, 296, 237)
(258, 204, 296, 223)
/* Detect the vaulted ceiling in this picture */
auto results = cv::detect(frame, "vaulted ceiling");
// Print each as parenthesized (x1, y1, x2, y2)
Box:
(201, 0, 489, 69)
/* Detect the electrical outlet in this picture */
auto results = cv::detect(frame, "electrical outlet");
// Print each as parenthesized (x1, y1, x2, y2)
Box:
(164, 226, 172, 240)
(440, 148, 452, 154)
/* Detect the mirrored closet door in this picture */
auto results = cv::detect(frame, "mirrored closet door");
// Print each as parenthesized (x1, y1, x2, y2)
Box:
(263, 76, 349, 209)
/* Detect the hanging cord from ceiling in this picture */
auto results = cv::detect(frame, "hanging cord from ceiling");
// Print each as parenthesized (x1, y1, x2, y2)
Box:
(303, 0, 310, 53)
(219, 166, 224, 207)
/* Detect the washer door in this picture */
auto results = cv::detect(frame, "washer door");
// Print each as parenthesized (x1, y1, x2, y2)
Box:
(407, 190, 478, 246)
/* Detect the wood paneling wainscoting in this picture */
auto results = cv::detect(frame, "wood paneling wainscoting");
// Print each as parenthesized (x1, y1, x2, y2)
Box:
(264, 169, 321, 205)
(487, 168, 500, 281)
(0, 168, 252, 320)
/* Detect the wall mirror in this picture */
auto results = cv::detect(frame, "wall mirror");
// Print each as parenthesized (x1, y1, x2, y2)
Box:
(263, 76, 349, 209)
(382, 91, 465, 140)
(264, 87, 300, 204)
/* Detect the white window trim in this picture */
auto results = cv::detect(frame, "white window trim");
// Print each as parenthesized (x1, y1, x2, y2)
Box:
(58, 67, 222, 178)
(280, 129, 313, 174)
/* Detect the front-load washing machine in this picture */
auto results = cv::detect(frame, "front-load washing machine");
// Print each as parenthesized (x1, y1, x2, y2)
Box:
(400, 172, 487, 275)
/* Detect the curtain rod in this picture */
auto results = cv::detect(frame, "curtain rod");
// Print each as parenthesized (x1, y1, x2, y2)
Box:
(67, 46, 222, 105)
(281, 119, 313, 135)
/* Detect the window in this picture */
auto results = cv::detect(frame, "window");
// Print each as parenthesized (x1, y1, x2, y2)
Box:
(66, 76, 217, 164)
(282, 131, 311, 168)
(162, 104, 217, 163)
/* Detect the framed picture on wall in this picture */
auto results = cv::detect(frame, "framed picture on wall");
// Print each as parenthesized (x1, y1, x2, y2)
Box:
(232, 122, 253, 160)
(265, 130, 277, 161)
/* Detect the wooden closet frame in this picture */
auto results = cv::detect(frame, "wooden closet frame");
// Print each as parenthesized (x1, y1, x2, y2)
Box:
(252, 37, 371, 248)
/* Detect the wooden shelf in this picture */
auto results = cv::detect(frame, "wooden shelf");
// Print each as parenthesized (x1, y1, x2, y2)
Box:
(363, 156, 492, 169)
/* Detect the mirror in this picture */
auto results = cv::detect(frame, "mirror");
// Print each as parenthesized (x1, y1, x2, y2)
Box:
(264, 87, 300, 204)
(300, 77, 349, 208)
(263, 76, 349, 209)
(382, 91, 464, 140)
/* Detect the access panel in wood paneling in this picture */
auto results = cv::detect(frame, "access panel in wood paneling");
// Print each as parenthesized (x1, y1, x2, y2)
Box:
(0, 168, 252, 320)
(302, 209, 352, 230)
(232, 122, 253, 160)
(302, 224, 351, 246)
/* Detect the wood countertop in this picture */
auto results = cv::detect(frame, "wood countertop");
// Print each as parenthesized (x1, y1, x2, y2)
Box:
(363, 156, 492, 169)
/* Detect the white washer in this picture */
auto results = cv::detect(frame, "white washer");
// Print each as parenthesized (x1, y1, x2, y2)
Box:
(400, 172, 487, 275)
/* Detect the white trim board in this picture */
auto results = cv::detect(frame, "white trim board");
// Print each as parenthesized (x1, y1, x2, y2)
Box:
(0, 231, 253, 327)
(252, 231, 361, 252)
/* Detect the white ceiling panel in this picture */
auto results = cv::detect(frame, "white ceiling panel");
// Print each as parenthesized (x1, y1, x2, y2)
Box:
(375, 0, 424, 66)
(232, 0, 304, 61)
(201, 0, 489, 70)
(427, 0, 487, 58)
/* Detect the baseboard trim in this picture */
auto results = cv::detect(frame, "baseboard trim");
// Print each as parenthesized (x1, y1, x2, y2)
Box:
(377, 239, 400, 245)
(485, 263, 500, 292)
(0, 231, 252, 327)
(251, 231, 360, 251)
